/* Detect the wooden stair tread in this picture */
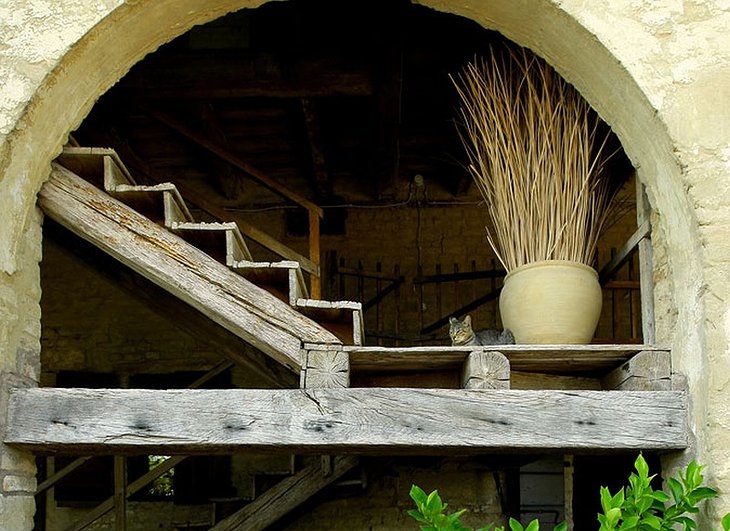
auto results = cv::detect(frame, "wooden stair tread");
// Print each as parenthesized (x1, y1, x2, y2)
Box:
(297, 299, 363, 346)
(171, 222, 253, 264)
(57, 147, 136, 189)
(345, 344, 669, 375)
(231, 260, 308, 304)
(296, 298, 361, 321)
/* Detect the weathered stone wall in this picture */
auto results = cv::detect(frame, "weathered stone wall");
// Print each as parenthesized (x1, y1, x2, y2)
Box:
(1, 0, 729, 528)
(0, 208, 42, 530)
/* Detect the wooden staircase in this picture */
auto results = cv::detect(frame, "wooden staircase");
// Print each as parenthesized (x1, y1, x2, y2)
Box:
(17, 146, 689, 530)
(55, 146, 364, 348)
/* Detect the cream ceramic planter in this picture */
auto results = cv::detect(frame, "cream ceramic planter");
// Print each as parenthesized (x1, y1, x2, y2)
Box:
(499, 260, 602, 344)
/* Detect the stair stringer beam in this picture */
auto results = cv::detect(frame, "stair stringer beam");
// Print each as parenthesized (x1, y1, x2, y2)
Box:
(39, 163, 341, 373)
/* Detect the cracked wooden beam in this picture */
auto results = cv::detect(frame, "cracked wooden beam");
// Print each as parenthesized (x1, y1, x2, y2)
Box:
(6, 388, 687, 454)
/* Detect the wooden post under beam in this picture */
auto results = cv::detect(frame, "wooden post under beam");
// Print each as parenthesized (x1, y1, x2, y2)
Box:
(309, 210, 321, 299)
(461, 351, 510, 390)
(636, 180, 656, 344)
(114, 456, 127, 531)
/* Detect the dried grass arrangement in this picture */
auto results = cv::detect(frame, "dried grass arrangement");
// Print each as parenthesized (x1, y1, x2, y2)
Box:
(452, 49, 619, 272)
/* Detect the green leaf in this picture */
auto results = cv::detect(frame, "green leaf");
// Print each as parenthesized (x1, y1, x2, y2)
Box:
(508, 517, 525, 531)
(687, 486, 717, 504)
(411, 485, 429, 505)
(722, 512, 730, 531)
(607, 507, 622, 526)
(524, 520, 539, 531)
(554, 523, 567, 531)
(408, 509, 429, 523)
(641, 513, 662, 529)
(635, 454, 650, 479)
(668, 478, 684, 504)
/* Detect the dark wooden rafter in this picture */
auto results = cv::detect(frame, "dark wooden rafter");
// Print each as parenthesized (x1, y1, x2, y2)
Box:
(142, 105, 324, 296)
(6, 387, 687, 454)
(300, 98, 332, 198)
(119, 53, 374, 99)
(421, 286, 502, 335)
(599, 220, 651, 285)
(199, 102, 246, 199)
(142, 106, 322, 216)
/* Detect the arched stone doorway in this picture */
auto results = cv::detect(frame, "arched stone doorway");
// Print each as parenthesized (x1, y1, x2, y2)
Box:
(2, 1, 726, 529)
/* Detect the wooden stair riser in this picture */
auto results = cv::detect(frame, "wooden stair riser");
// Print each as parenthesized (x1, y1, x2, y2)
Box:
(172, 223, 252, 265)
(232, 261, 308, 306)
(296, 299, 363, 346)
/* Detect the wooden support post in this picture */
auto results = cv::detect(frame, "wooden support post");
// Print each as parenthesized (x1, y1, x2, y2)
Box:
(564, 455, 574, 531)
(601, 350, 671, 390)
(461, 350, 510, 390)
(309, 209, 321, 299)
(636, 180, 656, 344)
(114, 456, 127, 531)
(301, 348, 349, 390)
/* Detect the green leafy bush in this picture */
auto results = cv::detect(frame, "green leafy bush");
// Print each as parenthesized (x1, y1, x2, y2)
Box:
(598, 454, 730, 531)
(408, 484, 566, 531)
(409, 455, 730, 531)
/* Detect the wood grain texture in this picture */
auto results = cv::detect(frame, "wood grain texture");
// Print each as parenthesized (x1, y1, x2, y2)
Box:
(346, 345, 670, 374)
(40, 165, 342, 372)
(637, 180, 656, 344)
(601, 350, 671, 390)
(461, 351, 510, 390)
(210, 456, 358, 531)
(6, 388, 687, 453)
(303, 350, 350, 388)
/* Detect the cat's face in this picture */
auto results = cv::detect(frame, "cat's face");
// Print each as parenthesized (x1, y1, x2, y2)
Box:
(449, 315, 474, 345)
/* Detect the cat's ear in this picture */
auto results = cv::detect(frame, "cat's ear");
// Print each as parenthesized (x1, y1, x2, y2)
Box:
(449, 317, 458, 325)
(464, 315, 472, 326)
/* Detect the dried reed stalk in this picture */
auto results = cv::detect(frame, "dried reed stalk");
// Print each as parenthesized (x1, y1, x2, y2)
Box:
(452, 49, 618, 272)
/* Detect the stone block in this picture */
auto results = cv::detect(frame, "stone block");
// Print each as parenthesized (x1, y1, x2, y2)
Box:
(2, 473, 36, 494)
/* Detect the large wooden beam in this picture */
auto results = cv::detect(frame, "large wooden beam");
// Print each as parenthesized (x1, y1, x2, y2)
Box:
(39, 164, 340, 372)
(6, 388, 687, 454)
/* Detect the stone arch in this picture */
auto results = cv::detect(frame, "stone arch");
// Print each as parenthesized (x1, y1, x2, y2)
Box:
(0, 0, 715, 526)
(5, 0, 705, 406)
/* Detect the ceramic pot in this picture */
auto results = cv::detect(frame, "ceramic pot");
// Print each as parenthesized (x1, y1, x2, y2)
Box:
(499, 260, 602, 344)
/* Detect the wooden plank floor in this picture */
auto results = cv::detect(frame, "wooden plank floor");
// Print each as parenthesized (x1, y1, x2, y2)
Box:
(346, 345, 668, 375)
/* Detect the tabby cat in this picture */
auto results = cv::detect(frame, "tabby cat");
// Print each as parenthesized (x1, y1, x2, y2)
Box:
(448, 315, 514, 346)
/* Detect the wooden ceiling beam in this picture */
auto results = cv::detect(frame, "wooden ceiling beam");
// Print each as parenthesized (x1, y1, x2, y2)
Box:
(6, 387, 687, 454)
(118, 54, 374, 99)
